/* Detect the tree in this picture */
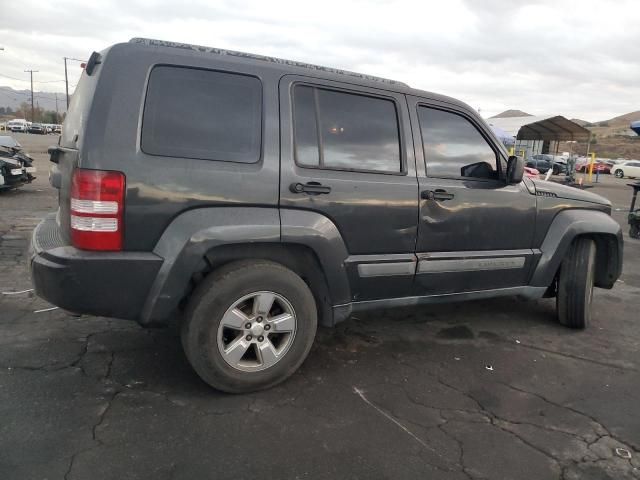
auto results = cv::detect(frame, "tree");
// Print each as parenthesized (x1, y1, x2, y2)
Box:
(42, 111, 59, 124)
(0, 107, 5, 115)
(18, 102, 30, 120)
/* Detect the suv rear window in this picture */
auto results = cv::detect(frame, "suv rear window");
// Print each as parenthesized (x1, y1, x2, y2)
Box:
(142, 66, 262, 163)
(293, 85, 401, 173)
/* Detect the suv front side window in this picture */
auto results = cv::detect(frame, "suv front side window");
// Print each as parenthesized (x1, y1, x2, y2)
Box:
(293, 85, 402, 174)
(418, 106, 499, 180)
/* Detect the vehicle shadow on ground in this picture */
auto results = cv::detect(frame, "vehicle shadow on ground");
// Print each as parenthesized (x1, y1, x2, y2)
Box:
(103, 296, 562, 396)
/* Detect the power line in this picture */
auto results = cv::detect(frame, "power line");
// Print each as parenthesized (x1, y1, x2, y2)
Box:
(0, 73, 69, 84)
(0, 72, 28, 82)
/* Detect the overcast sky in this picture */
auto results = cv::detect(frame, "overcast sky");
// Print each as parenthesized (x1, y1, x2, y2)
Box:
(1, 0, 638, 120)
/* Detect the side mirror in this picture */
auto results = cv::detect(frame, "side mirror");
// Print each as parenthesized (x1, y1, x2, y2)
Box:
(506, 155, 524, 184)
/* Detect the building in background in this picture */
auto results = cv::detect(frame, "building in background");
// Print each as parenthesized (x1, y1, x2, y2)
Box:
(487, 115, 590, 158)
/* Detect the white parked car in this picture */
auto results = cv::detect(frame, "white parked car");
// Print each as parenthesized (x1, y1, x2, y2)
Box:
(6, 119, 28, 133)
(612, 160, 640, 179)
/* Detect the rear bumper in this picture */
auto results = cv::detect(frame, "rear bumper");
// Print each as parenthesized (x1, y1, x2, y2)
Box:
(29, 214, 163, 321)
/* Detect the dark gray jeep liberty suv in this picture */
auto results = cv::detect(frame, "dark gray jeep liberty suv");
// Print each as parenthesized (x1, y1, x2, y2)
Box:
(30, 38, 623, 393)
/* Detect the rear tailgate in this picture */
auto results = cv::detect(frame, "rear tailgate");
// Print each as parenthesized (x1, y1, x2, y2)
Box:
(49, 51, 103, 243)
(48, 146, 79, 243)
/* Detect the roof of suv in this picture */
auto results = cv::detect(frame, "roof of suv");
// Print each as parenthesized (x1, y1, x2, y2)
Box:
(128, 38, 467, 110)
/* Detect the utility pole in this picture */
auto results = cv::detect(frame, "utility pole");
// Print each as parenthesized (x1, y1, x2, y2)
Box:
(24, 69, 38, 122)
(64, 57, 69, 109)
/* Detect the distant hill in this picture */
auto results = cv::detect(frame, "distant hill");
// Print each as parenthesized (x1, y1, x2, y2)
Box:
(585, 110, 640, 137)
(492, 108, 639, 137)
(0, 86, 67, 114)
(599, 110, 640, 127)
(490, 109, 533, 118)
(570, 118, 590, 127)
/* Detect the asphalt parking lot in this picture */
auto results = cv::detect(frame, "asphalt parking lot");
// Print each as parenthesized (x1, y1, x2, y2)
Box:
(1, 133, 639, 480)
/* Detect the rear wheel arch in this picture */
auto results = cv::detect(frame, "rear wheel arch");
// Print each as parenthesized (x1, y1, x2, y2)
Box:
(181, 259, 318, 392)
(195, 243, 335, 327)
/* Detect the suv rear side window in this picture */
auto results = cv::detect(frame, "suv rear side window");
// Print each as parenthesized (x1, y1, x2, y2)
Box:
(418, 106, 498, 180)
(142, 66, 261, 163)
(293, 85, 401, 173)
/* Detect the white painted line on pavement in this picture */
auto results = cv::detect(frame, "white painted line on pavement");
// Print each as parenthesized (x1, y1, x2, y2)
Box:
(2, 288, 34, 295)
(33, 306, 59, 313)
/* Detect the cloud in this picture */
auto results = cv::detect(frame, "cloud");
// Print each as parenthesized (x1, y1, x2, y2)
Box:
(0, 0, 638, 120)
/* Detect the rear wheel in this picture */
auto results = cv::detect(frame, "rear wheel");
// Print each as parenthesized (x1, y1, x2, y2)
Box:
(556, 237, 596, 329)
(181, 260, 317, 393)
(614, 170, 624, 178)
(630, 225, 640, 239)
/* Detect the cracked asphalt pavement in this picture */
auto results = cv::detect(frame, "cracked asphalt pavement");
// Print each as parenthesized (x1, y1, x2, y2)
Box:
(1, 133, 639, 479)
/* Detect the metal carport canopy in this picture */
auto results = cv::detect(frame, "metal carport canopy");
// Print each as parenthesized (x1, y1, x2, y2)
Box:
(487, 115, 591, 141)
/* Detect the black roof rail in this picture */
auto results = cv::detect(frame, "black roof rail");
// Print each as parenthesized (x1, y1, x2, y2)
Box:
(129, 37, 409, 88)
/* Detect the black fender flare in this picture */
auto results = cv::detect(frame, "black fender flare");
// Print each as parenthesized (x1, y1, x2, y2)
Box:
(280, 209, 351, 307)
(140, 207, 351, 325)
(529, 209, 623, 288)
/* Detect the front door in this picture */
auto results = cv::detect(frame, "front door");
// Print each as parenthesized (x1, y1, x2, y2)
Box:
(408, 97, 537, 295)
(279, 76, 419, 301)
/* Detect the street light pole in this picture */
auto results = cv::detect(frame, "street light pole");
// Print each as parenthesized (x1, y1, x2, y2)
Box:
(63, 56, 86, 110)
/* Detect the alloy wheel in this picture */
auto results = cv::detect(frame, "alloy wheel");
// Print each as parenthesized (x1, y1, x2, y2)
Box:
(216, 291, 297, 372)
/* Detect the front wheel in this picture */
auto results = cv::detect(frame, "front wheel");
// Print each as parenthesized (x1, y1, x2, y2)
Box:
(181, 260, 317, 393)
(630, 224, 640, 239)
(556, 237, 596, 329)
(614, 170, 624, 178)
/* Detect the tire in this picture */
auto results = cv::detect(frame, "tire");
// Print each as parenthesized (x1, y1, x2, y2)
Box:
(181, 260, 317, 393)
(630, 225, 640, 239)
(552, 165, 560, 175)
(556, 237, 596, 329)
(614, 170, 624, 178)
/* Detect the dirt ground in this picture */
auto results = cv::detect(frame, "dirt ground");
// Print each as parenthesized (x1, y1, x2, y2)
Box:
(1, 132, 639, 480)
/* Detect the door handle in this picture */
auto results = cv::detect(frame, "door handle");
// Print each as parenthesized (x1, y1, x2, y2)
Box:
(421, 189, 455, 201)
(290, 182, 332, 195)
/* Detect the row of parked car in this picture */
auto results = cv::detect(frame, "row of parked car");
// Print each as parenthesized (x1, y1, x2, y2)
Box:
(1, 119, 62, 134)
(525, 154, 640, 179)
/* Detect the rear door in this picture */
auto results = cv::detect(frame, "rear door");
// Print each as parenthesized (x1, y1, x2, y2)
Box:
(279, 76, 419, 301)
(408, 97, 537, 295)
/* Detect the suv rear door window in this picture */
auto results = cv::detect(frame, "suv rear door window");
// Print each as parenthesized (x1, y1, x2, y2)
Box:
(293, 85, 401, 173)
(142, 66, 262, 163)
(418, 107, 499, 180)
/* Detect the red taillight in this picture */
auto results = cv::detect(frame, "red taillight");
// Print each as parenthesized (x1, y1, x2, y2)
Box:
(70, 169, 125, 251)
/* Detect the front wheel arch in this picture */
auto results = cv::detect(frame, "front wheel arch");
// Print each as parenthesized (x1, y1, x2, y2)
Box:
(529, 210, 623, 290)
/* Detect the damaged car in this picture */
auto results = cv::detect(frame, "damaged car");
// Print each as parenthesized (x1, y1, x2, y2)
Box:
(0, 136, 37, 190)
